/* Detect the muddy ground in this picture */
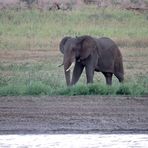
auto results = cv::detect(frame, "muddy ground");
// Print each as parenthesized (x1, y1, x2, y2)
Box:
(0, 96, 148, 135)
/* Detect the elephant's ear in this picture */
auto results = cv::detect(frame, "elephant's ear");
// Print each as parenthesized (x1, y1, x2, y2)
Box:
(77, 36, 96, 60)
(59, 36, 71, 54)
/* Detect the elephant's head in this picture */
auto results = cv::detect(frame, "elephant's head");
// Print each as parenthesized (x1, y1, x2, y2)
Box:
(59, 35, 97, 86)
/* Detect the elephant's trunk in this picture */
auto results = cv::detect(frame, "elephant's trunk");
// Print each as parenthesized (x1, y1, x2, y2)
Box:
(64, 58, 75, 86)
(64, 67, 71, 86)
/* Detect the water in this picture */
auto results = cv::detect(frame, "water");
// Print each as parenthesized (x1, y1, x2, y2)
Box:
(0, 134, 148, 148)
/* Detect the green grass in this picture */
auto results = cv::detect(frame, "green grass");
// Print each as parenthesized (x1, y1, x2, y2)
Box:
(0, 80, 148, 96)
(0, 6, 148, 96)
(0, 69, 148, 96)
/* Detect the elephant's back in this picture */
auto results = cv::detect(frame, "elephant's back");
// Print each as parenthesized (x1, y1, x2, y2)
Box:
(97, 37, 118, 50)
(97, 37, 122, 60)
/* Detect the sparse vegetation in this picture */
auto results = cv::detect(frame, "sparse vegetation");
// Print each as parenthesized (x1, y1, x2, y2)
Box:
(0, 5, 148, 96)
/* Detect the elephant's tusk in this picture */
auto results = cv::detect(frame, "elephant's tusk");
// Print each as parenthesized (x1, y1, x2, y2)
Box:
(58, 63, 64, 67)
(66, 62, 75, 72)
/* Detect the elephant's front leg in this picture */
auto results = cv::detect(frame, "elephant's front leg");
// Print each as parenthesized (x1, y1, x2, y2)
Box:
(85, 64, 94, 84)
(71, 62, 84, 85)
(85, 53, 98, 84)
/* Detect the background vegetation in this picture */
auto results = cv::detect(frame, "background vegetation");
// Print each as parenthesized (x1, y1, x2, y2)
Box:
(0, 5, 148, 96)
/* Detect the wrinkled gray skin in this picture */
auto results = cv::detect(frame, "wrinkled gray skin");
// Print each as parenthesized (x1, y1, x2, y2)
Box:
(59, 35, 124, 86)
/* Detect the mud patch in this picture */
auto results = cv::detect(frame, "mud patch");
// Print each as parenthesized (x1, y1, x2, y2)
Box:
(0, 96, 148, 134)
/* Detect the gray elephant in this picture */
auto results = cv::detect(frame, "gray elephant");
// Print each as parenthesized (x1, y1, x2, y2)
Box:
(59, 35, 124, 86)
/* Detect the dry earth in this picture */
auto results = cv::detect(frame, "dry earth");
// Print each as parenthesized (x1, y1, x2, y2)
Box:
(0, 96, 148, 135)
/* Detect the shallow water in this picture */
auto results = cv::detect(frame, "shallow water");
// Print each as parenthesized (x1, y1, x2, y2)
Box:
(0, 134, 148, 148)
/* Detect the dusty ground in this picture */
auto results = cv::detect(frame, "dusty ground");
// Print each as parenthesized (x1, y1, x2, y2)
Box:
(0, 96, 148, 134)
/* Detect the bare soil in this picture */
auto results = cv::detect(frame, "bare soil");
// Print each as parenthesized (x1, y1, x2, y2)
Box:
(0, 96, 148, 135)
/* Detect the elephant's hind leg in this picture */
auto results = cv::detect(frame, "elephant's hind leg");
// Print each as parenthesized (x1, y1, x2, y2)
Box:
(103, 72, 113, 85)
(114, 72, 124, 83)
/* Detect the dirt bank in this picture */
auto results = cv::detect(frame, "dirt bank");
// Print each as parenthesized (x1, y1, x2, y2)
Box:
(0, 96, 148, 134)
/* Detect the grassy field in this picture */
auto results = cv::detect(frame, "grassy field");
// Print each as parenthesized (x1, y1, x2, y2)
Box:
(0, 6, 148, 96)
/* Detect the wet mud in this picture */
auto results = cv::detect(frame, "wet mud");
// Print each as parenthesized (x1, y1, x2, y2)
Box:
(0, 96, 148, 134)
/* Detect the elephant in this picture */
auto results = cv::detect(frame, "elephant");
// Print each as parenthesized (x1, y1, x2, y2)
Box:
(59, 35, 124, 86)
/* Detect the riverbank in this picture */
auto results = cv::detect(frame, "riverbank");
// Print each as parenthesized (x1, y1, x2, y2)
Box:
(0, 96, 148, 134)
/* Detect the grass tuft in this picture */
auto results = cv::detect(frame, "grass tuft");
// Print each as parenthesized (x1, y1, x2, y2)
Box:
(0, 85, 25, 96)
(116, 84, 131, 95)
(25, 82, 52, 96)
